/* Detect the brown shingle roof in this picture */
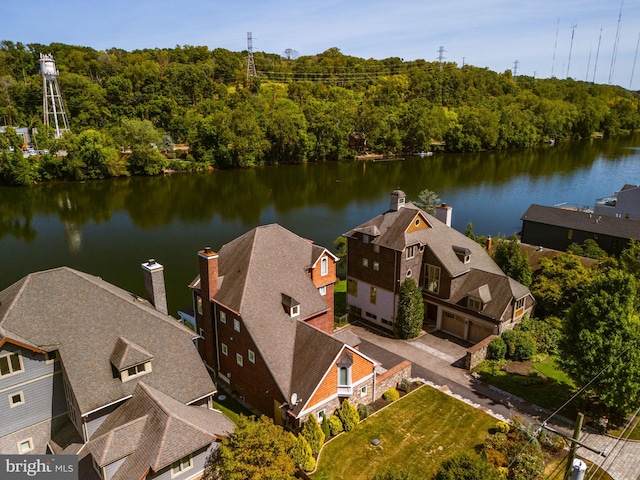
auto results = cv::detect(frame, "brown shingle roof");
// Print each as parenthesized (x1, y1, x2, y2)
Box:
(87, 382, 234, 479)
(110, 337, 154, 371)
(0, 267, 216, 415)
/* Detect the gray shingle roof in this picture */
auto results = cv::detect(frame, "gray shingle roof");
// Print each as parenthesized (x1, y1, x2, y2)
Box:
(0, 267, 216, 415)
(87, 382, 234, 479)
(521, 204, 640, 240)
(110, 337, 154, 371)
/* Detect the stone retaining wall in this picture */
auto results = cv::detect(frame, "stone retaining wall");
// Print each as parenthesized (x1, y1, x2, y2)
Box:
(465, 334, 498, 370)
(375, 360, 412, 399)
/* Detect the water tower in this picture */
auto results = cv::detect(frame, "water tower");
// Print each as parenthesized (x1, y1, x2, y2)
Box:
(40, 53, 70, 139)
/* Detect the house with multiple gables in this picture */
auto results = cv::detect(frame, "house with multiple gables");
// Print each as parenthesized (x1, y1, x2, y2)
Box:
(593, 184, 640, 221)
(187, 224, 384, 430)
(0, 265, 233, 480)
(521, 203, 640, 256)
(345, 190, 535, 344)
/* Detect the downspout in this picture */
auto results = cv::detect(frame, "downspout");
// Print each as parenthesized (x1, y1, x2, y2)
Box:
(213, 302, 220, 377)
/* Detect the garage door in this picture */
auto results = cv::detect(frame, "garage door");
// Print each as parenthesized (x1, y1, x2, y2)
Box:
(441, 311, 465, 338)
(468, 322, 494, 344)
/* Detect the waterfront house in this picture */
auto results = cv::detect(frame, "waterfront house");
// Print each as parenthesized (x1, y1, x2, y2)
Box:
(0, 265, 233, 480)
(187, 224, 386, 430)
(593, 184, 640, 221)
(344, 190, 534, 344)
(521, 203, 640, 255)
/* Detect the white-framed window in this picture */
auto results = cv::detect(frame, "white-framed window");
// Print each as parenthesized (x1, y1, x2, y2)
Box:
(362, 258, 369, 267)
(248, 349, 255, 363)
(18, 438, 33, 454)
(321, 257, 328, 276)
(221, 343, 228, 356)
(468, 297, 482, 311)
(45, 351, 57, 364)
(514, 297, 526, 318)
(233, 318, 240, 332)
(319, 285, 327, 296)
(317, 409, 326, 422)
(220, 311, 227, 324)
(373, 261, 379, 271)
(123, 362, 151, 381)
(236, 354, 243, 366)
(196, 296, 203, 315)
(0, 351, 24, 378)
(199, 328, 205, 339)
(360, 385, 368, 397)
(338, 366, 352, 387)
(9, 391, 25, 408)
(406, 269, 412, 278)
(406, 245, 416, 259)
(426, 264, 441, 294)
(171, 455, 192, 477)
(291, 305, 300, 317)
(363, 234, 369, 244)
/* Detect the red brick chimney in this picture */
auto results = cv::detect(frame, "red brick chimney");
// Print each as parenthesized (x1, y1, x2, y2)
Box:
(198, 247, 219, 301)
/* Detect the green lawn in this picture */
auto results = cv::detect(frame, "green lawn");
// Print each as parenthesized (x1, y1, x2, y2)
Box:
(212, 393, 255, 423)
(334, 279, 349, 328)
(476, 357, 579, 420)
(311, 385, 497, 480)
(545, 457, 613, 480)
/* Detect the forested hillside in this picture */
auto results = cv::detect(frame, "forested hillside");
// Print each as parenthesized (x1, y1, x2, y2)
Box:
(0, 40, 639, 184)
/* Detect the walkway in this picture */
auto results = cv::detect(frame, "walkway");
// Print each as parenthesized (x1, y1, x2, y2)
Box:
(347, 324, 640, 480)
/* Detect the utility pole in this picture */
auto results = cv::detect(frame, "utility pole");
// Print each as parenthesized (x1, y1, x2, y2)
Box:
(593, 28, 602, 83)
(551, 17, 559, 78)
(246, 32, 257, 80)
(513, 60, 519, 79)
(567, 22, 577, 79)
(586, 47, 592, 82)
(609, 1, 623, 85)
(564, 413, 584, 480)
(437, 46, 446, 71)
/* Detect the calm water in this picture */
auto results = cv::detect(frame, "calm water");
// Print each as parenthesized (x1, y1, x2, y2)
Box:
(2, 133, 640, 313)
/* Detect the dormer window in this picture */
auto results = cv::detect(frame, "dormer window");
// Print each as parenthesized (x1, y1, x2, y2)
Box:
(467, 285, 491, 312)
(406, 245, 416, 259)
(453, 246, 471, 264)
(321, 257, 329, 276)
(124, 362, 151, 381)
(337, 350, 353, 396)
(363, 234, 369, 244)
(110, 337, 153, 383)
(282, 294, 301, 318)
(468, 297, 483, 311)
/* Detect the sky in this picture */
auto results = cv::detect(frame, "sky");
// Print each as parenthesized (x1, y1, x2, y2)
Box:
(2, 0, 640, 89)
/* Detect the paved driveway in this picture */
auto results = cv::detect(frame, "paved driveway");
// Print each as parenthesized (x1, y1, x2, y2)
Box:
(347, 324, 640, 480)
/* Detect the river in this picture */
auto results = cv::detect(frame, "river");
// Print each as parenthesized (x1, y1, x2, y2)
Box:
(2, 133, 640, 314)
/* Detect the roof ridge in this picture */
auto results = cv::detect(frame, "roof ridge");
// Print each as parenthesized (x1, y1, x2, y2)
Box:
(237, 227, 260, 314)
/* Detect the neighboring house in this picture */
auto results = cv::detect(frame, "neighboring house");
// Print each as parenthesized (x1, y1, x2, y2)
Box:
(593, 184, 640, 221)
(521, 203, 640, 256)
(187, 224, 382, 430)
(345, 190, 534, 344)
(0, 265, 233, 480)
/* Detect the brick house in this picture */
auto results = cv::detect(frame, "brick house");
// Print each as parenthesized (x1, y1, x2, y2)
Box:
(187, 224, 380, 429)
(0, 265, 233, 480)
(345, 190, 535, 344)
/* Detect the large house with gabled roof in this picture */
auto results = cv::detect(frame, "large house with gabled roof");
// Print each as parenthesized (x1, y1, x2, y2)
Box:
(0, 265, 233, 480)
(345, 190, 535, 344)
(187, 224, 381, 430)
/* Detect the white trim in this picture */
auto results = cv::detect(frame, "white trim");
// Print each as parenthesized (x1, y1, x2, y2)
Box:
(82, 395, 132, 417)
(17, 437, 34, 454)
(186, 391, 217, 406)
(297, 373, 374, 418)
(8, 390, 25, 408)
(0, 350, 25, 378)
(311, 248, 340, 268)
(0, 370, 60, 395)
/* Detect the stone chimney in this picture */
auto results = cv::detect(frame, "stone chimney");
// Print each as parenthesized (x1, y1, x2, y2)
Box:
(198, 247, 219, 301)
(390, 189, 407, 212)
(435, 203, 452, 227)
(142, 259, 168, 315)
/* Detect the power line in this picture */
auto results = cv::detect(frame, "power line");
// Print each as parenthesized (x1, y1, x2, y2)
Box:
(609, 1, 623, 85)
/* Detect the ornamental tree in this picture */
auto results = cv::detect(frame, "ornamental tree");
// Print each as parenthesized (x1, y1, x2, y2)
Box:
(491, 235, 532, 287)
(300, 414, 324, 456)
(395, 278, 424, 339)
(335, 400, 359, 432)
(561, 269, 640, 416)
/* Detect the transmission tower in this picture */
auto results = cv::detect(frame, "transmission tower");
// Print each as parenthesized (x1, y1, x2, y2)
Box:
(513, 60, 519, 78)
(40, 53, 69, 139)
(551, 18, 559, 78)
(437, 46, 446, 71)
(246, 32, 257, 80)
(609, 1, 623, 85)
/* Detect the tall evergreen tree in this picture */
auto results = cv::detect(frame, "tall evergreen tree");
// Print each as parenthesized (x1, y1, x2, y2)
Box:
(395, 278, 424, 339)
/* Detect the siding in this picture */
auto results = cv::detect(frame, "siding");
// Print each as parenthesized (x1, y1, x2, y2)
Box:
(105, 457, 127, 480)
(150, 445, 212, 480)
(85, 402, 123, 440)
(0, 346, 65, 438)
(347, 279, 395, 326)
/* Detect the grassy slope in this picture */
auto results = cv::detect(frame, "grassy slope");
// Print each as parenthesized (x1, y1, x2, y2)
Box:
(311, 385, 496, 480)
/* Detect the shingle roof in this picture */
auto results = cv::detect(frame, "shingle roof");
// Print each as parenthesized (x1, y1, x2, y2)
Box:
(345, 203, 504, 277)
(87, 382, 234, 479)
(521, 204, 640, 240)
(0, 267, 216, 415)
(110, 337, 154, 371)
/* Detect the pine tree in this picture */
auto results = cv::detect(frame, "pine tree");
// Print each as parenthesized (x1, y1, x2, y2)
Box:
(394, 278, 424, 339)
(300, 414, 325, 456)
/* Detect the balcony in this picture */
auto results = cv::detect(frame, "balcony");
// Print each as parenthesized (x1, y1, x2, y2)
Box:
(337, 385, 353, 396)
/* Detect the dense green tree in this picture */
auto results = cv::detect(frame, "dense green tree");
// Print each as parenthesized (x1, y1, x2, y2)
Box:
(413, 188, 440, 215)
(491, 235, 532, 287)
(395, 278, 424, 339)
(63, 129, 123, 179)
(561, 270, 640, 415)
(335, 400, 359, 432)
(619, 239, 640, 280)
(433, 453, 501, 480)
(300, 414, 324, 456)
(289, 434, 315, 472)
(205, 415, 296, 480)
(531, 253, 594, 319)
(567, 238, 607, 259)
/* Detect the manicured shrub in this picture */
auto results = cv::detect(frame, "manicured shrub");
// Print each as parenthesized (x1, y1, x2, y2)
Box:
(290, 434, 316, 472)
(515, 317, 561, 356)
(399, 378, 413, 393)
(434, 453, 502, 480)
(328, 415, 343, 436)
(357, 403, 373, 420)
(501, 329, 536, 361)
(483, 448, 506, 467)
(336, 400, 360, 432)
(383, 388, 400, 402)
(319, 411, 330, 438)
(300, 415, 324, 456)
(494, 421, 510, 434)
(487, 336, 506, 360)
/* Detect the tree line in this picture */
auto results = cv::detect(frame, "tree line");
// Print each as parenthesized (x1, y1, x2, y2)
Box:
(1, 40, 639, 185)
